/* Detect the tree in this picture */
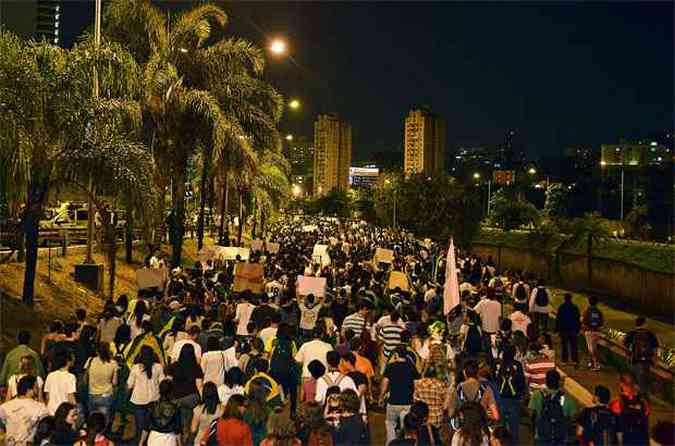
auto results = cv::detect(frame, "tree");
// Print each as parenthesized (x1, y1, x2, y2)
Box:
(105, 0, 277, 266)
(0, 31, 141, 305)
(490, 188, 541, 231)
(544, 183, 569, 220)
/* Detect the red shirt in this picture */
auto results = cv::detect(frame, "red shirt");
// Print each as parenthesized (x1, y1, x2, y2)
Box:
(204, 418, 253, 446)
(608, 393, 651, 418)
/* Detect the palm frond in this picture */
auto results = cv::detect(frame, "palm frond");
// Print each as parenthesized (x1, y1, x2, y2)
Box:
(103, 0, 167, 64)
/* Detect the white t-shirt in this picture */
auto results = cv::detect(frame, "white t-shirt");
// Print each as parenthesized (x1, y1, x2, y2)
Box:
(473, 299, 502, 333)
(294, 339, 333, 378)
(217, 384, 245, 405)
(127, 363, 165, 405)
(44, 369, 76, 415)
(298, 302, 321, 330)
(509, 311, 532, 335)
(171, 339, 202, 362)
(235, 302, 256, 336)
(0, 397, 49, 444)
(258, 326, 278, 346)
(6, 374, 44, 400)
(314, 370, 357, 405)
(200, 350, 238, 386)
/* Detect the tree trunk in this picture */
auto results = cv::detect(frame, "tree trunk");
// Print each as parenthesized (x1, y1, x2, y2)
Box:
(125, 208, 133, 263)
(170, 159, 188, 267)
(218, 169, 230, 246)
(16, 225, 25, 263)
(22, 179, 49, 307)
(197, 159, 209, 250)
(251, 198, 257, 240)
(237, 189, 244, 247)
(260, 211, 266, 240)
(208, 176, 215, 236)
(103, 220, 117, 299)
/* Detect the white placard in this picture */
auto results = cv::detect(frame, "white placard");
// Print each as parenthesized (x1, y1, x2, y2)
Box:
(215, 246, 250, 261)
(297, 275, 327, 297)
(250, 239, 263, 251)
(302, 224, 318, 232)
(312, 244, 331, 266)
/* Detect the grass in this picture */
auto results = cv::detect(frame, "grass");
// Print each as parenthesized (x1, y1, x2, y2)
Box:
(474, 228, 675, 274)
(0, 237, 204, 352)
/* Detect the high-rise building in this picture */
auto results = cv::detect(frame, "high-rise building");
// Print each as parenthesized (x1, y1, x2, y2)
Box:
(0, 0, 61, 45)
(404, 108, 445, 177)
(287, 136, 314, 176)
(313, 114, 352, 196)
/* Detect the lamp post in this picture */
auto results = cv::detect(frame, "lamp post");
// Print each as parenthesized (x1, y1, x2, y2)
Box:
(600, 159, 624, 220)
(385, 179, 397, 229)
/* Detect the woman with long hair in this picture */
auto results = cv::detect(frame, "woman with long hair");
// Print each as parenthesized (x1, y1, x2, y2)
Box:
(147, 379, 182, 446)
(167, 343, 204, 444)
(86, 342, 118, 423)
(128, 345, 165, 445)
(5, 354, 44, 402)
(128, 300, 150, 340)
(217, 367, 246, 405)
(450, 401, 490, 446)
(203, 393, 252, 446)
(260, 409, 301, 446)
(111, 324, 131, 358)
(49, 402, 82, 445)
(244, 380, 270, 446)
(296, 401, 332, 446)
(85, 412, 115, 446)
(200, 336, 227, 387)
(191, 382, 223, 445)
(98, 304, 122, 345)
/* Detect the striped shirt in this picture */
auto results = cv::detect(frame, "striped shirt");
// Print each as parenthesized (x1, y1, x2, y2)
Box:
(379, 322, 405, 356)
(342, 312, 369, 337)
(523, 355, 555, 390)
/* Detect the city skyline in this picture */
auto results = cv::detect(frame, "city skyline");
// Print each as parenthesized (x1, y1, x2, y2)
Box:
(7, 1, 671, 162)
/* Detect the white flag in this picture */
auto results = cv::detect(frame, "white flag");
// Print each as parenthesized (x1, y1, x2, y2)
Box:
(443, 238, 460, 315)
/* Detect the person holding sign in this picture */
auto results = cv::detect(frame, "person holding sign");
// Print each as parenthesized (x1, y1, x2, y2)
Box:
(298, 294, 324, 341)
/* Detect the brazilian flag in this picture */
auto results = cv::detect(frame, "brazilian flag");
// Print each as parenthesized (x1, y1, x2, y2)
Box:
(122, 331, 167, 368)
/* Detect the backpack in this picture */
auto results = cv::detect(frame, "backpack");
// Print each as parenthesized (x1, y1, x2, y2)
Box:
(450, 382, 488, 430)
(463, 324, 483, 356)
(586, 307, 604, 330)
(630, 329, 654, 363)
(321, 373, 345, 396)
(150, 400, 179, 431)
(536, 391, 568, 443)
(582, 406, 617, 446)
(535, 287, 549, 307)
(496, 362, 526, 398)
(514, 283, 527, 303)
(269, 338, 294, 380)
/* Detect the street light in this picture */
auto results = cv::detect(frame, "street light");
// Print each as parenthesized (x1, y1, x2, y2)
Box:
(473, 172, 481, 180)
(600, 160, 624, 219)
(292, 184, 302, 197)
(289, 99, 300, 110)
(269, 39, 287, 55)
(528, 167, 537, 175)
(285, 134, 293, 141)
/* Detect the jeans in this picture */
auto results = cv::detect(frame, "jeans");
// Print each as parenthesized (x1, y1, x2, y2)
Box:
(174, 393, 200, 440)
(559, 331, 579, 363)
(133, 403, 152, 434)
(500, 397, 521, 445)
(631, 362, 651, 397)
(385, 404, 410, 444)
(88, 394, 114, 422)
(278, 377, 298, 415)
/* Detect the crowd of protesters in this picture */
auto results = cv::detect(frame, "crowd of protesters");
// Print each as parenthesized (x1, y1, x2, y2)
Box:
(0, 216, 671, 446)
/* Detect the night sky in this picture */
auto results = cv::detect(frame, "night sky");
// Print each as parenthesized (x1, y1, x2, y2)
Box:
(62, 1, 673, 162)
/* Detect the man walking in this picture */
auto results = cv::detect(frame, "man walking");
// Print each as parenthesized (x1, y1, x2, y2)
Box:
(555, 293, 581, 366)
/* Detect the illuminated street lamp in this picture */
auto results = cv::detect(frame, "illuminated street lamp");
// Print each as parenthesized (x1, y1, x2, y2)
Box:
(269, 39, 287, 55)
(285, 134, 293, 141)
(292, 184, 302, 197)
(289, 99, 300, 110)
(528, 167, 537, 175)
(473, 172, 481, 180)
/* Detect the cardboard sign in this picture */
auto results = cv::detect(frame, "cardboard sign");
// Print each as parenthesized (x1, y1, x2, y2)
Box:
(216, 247, 250, 261)
(297, 275, 327, 297)
(250, 239, 263, 251)
(232, 263, 265, 294)
(373, 248, 394, 265)
(267, 242, 280, 254)
(312, 244, 331, 266)
(136, 267, 165, 290)
(388, 271, 410, 292)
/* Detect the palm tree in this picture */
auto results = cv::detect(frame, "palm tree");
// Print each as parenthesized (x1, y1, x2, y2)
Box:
(104, 0, 281, 266)
(0, 31, 141, 305)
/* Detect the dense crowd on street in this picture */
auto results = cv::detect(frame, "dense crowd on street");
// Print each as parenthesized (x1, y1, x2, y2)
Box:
(0, 216, 671, 446)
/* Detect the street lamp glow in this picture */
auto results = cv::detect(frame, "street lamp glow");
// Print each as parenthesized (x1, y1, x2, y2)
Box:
(292, 184, 302, 197)
(289, 99, 300, 110)
(528, 167, 537, 175)
(285, 134, 293, 141)
(269, 39, 287, 55)
(473, 172, 481, 180)
(600, 160, 607, 167)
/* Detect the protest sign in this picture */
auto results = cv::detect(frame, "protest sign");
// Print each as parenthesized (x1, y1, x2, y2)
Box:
(215, 247, 250, 261)
(373, 248, 394, 265)
(267, 242, 280, 254)
(312, 244, 331, 266)
(232, 263, 265, 294)
(388, 271, 411, 292)
(297, 275, 327, 297)
(136, 267, 165, 290)
(250, 239, 263, 251)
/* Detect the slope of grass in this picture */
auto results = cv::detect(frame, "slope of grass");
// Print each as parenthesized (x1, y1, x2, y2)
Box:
(0, 238, 204, 352)
(474, 228, 675, 274)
